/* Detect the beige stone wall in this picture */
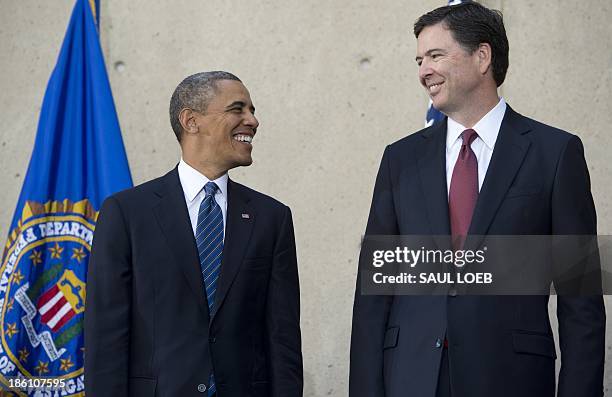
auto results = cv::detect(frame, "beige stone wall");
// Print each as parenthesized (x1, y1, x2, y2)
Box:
(1, 0, 610, 395)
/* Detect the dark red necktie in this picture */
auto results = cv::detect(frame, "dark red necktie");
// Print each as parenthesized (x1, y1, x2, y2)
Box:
(449, 129, 479, 250)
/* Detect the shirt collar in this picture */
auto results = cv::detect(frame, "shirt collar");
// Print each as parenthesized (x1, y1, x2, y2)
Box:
(178, 158, 228, 203)
(446, 97, 507, 151)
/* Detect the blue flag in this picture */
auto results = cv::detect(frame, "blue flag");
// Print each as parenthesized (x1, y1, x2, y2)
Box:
(425, 98, 446, 127)
(425, 0, 464, 127)
(0, 0, 131, 394)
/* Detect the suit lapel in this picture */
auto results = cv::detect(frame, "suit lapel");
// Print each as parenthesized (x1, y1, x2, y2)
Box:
(152, 168, 211, 321)
(468, 106, 532, 239)
(417, 119, 452, 249)
(211, 179, 255, 322)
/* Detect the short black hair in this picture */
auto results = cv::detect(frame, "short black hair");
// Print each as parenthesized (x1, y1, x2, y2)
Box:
(169, 71, 242, 142)
(414, 1, 509, 87)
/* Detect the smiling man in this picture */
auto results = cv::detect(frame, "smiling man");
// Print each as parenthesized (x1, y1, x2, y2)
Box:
(85, 71, 303, 397)
(350, 2, 604, 397)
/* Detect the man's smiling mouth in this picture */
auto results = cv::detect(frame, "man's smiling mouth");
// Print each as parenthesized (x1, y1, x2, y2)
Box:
(233, 133, 253, 144)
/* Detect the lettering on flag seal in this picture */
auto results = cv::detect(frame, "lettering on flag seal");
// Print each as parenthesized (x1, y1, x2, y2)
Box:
(0, 199, 96, 395)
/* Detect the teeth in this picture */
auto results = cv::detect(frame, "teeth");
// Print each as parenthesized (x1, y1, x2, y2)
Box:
(234, 134, 253, 143)
(429, 83, 442, 92)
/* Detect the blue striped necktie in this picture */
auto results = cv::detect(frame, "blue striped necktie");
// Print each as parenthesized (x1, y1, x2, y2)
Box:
(195, 181, 224, 396)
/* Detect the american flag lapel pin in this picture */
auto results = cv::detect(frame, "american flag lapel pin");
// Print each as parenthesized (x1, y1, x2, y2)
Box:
(241, 213, 250, 219)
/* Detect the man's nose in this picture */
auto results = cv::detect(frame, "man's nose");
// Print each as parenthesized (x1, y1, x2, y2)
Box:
(244, 111, 259, 129)
(418, 59, 433, 81)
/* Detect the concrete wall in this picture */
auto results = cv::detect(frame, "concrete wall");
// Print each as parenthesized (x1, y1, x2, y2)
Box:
(1, 0, 610, 395)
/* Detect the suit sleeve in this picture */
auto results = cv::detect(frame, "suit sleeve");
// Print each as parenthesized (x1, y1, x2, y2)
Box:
(349, 146, 397, 397)
(266, 205, 303, 397)
(85, 197, 132, 397)
(552, 136, 606, 397)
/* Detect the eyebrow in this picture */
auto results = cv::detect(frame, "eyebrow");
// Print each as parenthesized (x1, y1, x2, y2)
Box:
(226, 101, 255, 113)
(415, 48, 446, 62)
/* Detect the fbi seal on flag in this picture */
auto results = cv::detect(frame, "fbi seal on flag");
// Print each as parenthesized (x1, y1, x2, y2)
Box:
(0, 199, 96, 395)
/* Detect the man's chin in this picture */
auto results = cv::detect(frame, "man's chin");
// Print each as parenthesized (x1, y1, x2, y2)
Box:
(230, 157, 253, 169)
(430, 98, 446, 113)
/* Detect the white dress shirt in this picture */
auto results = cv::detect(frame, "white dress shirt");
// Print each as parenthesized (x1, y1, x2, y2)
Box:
(446, 98, 507, 197)
(177, 159, 228, 238)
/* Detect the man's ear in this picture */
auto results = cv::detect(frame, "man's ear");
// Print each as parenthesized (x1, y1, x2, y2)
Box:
(178, 108, 198, 135)
(477, 42, 493, 75)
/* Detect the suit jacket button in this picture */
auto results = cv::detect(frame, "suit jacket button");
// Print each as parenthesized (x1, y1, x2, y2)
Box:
(197, 384, 207, 393)
(435, 338, 442, 348)
(449, 288, 457, 297)
(209, 337, 216, 343)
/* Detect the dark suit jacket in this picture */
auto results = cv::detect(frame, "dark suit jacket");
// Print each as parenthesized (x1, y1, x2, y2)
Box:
(349, 106, 605, 397)
(85, 168, 303, 397)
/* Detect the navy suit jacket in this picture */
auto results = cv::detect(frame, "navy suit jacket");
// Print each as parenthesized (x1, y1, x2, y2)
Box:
(350, 106, 605, 397)
(85, 167, 303, 396)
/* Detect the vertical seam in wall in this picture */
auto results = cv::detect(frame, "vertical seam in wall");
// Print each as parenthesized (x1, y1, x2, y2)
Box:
(100, 0, 111, 66)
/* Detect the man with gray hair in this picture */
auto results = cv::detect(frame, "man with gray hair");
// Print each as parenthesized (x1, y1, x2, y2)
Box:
(85, 71, 303, 397)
